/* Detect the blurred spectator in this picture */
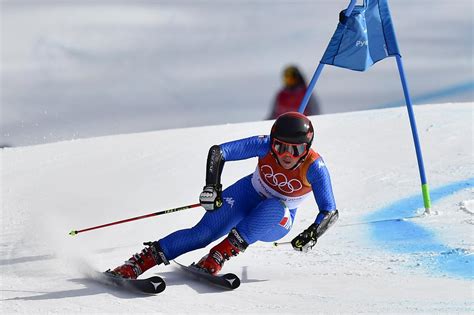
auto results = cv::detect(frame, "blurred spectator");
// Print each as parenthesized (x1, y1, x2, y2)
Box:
(268, 65, 320, 119)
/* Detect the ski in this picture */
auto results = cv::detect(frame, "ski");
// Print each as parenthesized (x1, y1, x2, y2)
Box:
(96, 271, 166, 294)
(174, 261, 240, 290)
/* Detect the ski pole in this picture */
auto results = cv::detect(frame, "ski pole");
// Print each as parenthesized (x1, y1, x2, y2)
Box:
(272, 214, 426, 247)
(69, 203, 201, 236)
(273, 241, 291, 247)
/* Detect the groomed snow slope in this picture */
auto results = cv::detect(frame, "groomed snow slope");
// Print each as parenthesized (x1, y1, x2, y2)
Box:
(1, 102, 473, 314)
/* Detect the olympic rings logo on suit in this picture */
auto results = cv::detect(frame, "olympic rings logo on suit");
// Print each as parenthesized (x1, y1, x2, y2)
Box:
(260, 165, 303, 194)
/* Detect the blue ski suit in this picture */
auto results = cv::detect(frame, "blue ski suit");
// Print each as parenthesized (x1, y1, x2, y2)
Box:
(159, 135, 336, 260)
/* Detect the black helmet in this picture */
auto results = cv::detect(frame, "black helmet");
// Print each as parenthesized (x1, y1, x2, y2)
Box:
(270, 112, 314, 146)
(270, 112, 314, 167)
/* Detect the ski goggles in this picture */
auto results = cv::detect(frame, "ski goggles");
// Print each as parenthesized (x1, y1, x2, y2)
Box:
(272, 139, 308, 158)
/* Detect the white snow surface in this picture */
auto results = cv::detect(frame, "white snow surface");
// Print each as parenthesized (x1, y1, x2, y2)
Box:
(1, 102, 473, 314)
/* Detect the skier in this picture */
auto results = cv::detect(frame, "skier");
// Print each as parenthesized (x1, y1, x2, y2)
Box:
(109, 112, 338, 279)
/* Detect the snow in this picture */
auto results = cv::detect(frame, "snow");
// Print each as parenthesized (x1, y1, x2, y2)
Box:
(1, 102, 473, 313)
(1, 0, 473, 147)
(1, 0, 473, 312)
(460, 200, 474, 215)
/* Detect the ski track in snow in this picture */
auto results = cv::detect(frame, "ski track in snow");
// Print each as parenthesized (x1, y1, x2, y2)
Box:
(460, 199, 474, 216)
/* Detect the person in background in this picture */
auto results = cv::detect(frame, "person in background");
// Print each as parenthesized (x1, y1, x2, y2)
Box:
(268, 65, 321, 119)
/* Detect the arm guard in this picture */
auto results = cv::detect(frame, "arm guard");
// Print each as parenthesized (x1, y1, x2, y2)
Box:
(205, 145, 225, 186)
(314, 210, 339, 238)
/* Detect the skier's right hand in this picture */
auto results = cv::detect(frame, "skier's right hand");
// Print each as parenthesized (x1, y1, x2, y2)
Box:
(199, 184, 223, 211)
(291, 223, 318, 252)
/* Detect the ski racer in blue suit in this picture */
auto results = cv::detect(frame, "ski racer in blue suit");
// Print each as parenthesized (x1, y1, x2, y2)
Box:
(110, 112, 338, 279)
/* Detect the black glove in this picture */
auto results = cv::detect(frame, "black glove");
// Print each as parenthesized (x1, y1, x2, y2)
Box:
(199, 184, 223, 211)
(291, 223, 318, 252)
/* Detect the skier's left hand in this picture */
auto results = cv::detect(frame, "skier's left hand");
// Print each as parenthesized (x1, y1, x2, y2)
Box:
(291, 223, 318, 252)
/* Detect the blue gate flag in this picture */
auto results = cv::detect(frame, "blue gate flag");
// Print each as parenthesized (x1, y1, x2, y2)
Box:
(321, 0, 400, 71)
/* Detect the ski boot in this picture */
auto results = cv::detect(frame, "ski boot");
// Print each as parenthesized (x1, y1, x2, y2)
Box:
(197, 228, 248, 275)
(108, 241, 169, 279)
